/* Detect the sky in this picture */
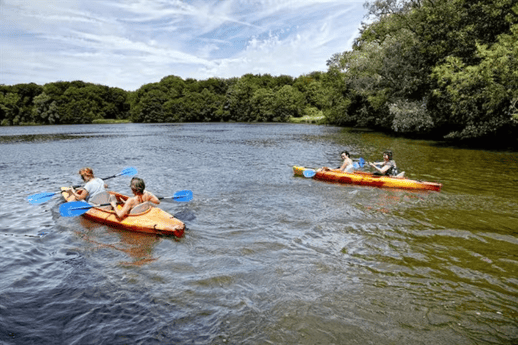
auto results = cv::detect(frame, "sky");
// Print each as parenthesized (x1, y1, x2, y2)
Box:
(1, 0, 366, 91)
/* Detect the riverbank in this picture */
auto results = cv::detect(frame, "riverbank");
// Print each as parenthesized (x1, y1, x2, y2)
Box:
(92, 119, 132, 124)
(288, 114, 326, 124)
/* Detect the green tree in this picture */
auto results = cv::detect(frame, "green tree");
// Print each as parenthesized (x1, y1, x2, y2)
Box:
(0, 92, 21, 126)
(32, 92, 59, 124)
(274, 85, 304, 120)
(432, 22, 518, 140)
(226, 75, 260, 121)
(250, 88, 276, 121)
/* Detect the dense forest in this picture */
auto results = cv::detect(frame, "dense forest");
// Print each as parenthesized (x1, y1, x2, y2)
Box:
(1, 0, 516, 147)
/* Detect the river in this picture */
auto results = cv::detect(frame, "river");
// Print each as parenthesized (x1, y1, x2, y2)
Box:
(0, 123, 516, 344)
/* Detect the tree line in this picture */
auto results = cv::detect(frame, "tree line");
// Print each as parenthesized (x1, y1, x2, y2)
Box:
(1, 0, 516, 147)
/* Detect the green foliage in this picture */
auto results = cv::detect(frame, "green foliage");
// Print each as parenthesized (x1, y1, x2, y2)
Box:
(250, 88, 276, 121)
(390, 99, 434, 133)
(274, 85, 305, 120)
(33, 93, 59, 124)
(0, 83, 42, 125)
(0, 81, 131, 125)
(432, 23, 518, 139)
(226, 75, 259, 121)
(323, 0, 518, 146)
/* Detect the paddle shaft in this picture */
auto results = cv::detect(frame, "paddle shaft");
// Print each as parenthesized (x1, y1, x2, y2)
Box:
(70, 197, 166, 211)
(298, 158, 365, 171)
(70, 172, 125, 189)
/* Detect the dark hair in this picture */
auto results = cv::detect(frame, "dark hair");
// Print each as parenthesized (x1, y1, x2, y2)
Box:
(341, 150, 350, 158)
(383, 150, 393, 160)
(130, 177, 145, 194)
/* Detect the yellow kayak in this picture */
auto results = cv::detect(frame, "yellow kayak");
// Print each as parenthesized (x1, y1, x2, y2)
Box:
(61, 188, 185, 236)
(293, 166, 442, 192)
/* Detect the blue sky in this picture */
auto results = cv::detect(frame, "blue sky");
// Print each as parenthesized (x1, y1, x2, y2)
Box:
(1, 0, 366, 90)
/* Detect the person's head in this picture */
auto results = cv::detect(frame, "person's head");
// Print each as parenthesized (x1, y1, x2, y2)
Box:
(383, 150, 393, 160)
(341, 150, 350, 159)
(78, 167, 94, 181)
(130, 177, 145, 194)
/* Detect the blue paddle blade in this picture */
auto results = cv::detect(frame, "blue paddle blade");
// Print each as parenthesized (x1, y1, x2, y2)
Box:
(303, 169, 317, 178)
(27, 192, 58, 204)
(119, 167, 137, 177)
(172, 190, 193, 202)
(358, 157, 366, 167)
(59, 201, 93, 217)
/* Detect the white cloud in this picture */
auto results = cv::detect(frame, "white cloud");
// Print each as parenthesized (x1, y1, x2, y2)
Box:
(0, 0, 366, 90)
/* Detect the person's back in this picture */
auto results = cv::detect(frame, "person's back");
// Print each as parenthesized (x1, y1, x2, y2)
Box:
(84, 177, 105, 200)
(64, 167, 106, 202)
(110, 177, 160, 219)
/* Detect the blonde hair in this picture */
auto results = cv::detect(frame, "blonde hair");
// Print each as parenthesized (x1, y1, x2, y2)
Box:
(78, 167, 94, 179)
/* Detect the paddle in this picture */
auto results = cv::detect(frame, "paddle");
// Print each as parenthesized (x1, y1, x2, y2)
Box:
(59, 190, 193, 217)
(302, 158, 366, 178)
(27, 167, 138, 204)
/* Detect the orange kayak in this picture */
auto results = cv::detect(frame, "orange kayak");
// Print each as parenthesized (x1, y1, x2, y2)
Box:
(293, 166, 442, 192)
(61, 188, 185, 236)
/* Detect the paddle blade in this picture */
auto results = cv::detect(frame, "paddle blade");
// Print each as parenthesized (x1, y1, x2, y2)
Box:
(119, 167, 138, 177)
(303, 169, 317, 178)
(358, 157, 366, 167)
(27, 192, 58, 204)
(59, 201, 92, 217)
(172, 190, 193, 202)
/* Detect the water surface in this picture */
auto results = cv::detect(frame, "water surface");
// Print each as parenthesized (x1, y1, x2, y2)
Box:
(0, 123, 516, 344)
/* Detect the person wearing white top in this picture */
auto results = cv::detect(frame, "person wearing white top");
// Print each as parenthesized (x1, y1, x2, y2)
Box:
(63, 167, 106, 202)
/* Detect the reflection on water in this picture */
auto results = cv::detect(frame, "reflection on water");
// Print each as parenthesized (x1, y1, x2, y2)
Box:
(74, 217, 162, 266)
(0, 123, 516, 344)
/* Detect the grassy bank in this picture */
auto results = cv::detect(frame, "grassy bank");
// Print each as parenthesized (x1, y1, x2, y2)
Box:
(288, 114, 326, 124)
(92, 119, 132, 124)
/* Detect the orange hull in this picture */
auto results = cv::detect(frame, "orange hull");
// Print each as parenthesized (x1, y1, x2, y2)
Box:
(61, 188, 185, 236)
(293, 166, 442, 192)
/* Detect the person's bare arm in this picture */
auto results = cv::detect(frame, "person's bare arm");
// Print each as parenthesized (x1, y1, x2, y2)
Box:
(110, 197, 134, 219)
(66, 187, 88, 201)
(369, 162, 390, 174)
(145, 191, 160, 205)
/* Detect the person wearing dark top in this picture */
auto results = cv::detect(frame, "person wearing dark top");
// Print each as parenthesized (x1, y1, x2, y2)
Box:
(369, 150, 398, 176)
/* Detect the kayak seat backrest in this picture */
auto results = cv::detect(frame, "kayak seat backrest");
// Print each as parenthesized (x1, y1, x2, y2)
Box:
(130, 202, 152, 214)
(89, 191, 113, 210)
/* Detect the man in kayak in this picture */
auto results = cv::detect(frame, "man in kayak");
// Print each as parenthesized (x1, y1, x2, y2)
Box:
(319, 150, 355, 173)
(63, 167, 106, 202)
(369, 150, 399, 176)
(110, 177, 160, 219)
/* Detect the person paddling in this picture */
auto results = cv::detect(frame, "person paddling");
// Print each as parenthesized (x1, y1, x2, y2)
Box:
(319, 150, 355, 173)
(369, 150, 399, 176)
(63, 167, 106, 202)
(338, 150, 355, 173)
(110, 177, 160, 219)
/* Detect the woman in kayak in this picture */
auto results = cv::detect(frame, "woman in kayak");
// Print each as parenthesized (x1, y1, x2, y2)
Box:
(369, 150, 399, 176)
(110, 177, 160, 219)
(338, 150, 355, 173)
(319, 150, 355, 173)
(63, 167, 106, 202)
